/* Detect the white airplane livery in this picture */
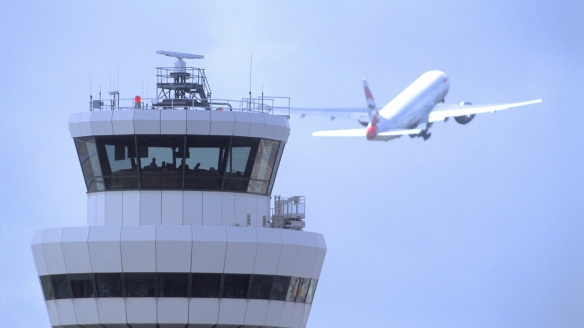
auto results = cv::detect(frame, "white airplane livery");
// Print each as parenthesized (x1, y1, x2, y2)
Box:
(311, 70, 541, 141)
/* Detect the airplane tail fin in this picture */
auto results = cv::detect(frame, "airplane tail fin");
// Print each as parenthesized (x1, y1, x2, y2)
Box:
(363, 79, 380, 127)
(363, 79, 379, 122)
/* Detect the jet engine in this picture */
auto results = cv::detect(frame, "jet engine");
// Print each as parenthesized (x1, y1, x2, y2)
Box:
(454, 101, 475, 124)
(358, 115, 370, 127)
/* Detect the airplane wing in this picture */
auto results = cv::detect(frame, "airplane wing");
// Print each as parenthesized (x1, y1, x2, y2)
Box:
(290, 107, 367, 120)
(312, 128, 367, 137)
(313, 128, 421, 137)
(291, 107, 365, 114)
(428, 99, 542, 122)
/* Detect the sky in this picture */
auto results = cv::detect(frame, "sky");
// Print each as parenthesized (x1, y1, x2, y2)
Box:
(1, 0, 583, 327)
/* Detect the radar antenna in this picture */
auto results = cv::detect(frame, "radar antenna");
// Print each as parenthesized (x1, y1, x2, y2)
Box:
(157, 50, 203, 73)
(156, 50, 204, 60)
(154, 51, 211, 109)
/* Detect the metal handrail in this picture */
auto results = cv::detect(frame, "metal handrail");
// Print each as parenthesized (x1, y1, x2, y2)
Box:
(89, 96, 290, 115)
(88, 65, 290, 116)
(272, 196, 305, 218)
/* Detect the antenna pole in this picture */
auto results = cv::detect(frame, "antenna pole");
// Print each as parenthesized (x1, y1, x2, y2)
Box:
(89, 71, 92, 110)
(248, 52, 252, 110)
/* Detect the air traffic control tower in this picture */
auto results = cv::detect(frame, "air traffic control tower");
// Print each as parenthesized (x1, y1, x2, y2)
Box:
(31, 51, 326, 328)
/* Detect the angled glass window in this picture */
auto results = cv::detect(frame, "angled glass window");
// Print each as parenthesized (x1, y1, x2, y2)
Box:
(51, 274, 72, 299)
(74, 137, 104, 191)
(138, 135, 185, 189)
(40, 275, 54, 300)
(38, 273, 315, 302)
(285, 276, 300, 302)
(305, 278, 318, 304)
(222, 274, 250, 299)
(267, 143, 285, 195)
(248, 139, 280, 194)
(191, 273, 222, 298)
(295, 278, 310, 303)
(158, 272, 189, 297)
(85, 177, 105, 192)
(75, 135, 282, 195)
(223, 137, 259, 192)
(184, 136, 230, 190)
(249, 274, 274, 300)
(270, 275, 291, 301)
(96, 135, 139, 189)
(69, 273, 94, 298)
(94, 273, 123, 297)
(124, 272, 156, 297)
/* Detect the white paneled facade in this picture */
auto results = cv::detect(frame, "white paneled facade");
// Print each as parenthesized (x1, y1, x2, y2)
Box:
(121, 226, 156, 272)
(224, 227, 258, 273)
(68, 109, 290, 142)
(160, 110, 186, 134)
(90, 110, 113, 135)
(112, 109, 135, 135)
(61, 226, 91, 273)
(42, 228, 66, 275)
(156, 225, 192, 272)
(34, 226, 325, 328)
(34, 106, 323, 328)
(88, 226, 122, 273)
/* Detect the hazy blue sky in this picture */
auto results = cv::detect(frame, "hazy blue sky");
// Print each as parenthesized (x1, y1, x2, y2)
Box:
(1, 1, 583, 327)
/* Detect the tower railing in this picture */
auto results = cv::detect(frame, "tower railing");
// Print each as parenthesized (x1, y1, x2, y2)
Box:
(271, 196, 305, 230)
(89, 95, 290, 116)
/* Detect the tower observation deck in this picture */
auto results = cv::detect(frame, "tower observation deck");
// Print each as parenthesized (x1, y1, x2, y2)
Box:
(31, 51, 326, 328)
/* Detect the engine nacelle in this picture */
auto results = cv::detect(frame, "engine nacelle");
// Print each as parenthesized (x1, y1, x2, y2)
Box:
(454, 114, 475, 124)
(454, 101, 475, 124)
(358, 115, 370, 127)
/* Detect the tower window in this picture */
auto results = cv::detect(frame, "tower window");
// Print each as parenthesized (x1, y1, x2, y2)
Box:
(74, 135, 281, 195)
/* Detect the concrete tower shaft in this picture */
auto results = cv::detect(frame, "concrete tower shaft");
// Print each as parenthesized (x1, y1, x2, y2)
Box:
(31, 56, 326, 328)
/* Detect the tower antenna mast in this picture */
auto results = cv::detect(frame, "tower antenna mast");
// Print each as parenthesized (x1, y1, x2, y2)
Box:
(248, 52, 253, 110)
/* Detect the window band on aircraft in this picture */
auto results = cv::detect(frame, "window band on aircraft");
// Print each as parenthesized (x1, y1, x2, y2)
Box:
(39, 272, 318, 304)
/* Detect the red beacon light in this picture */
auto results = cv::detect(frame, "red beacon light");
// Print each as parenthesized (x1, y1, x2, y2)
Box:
(134, 95, 141, 109)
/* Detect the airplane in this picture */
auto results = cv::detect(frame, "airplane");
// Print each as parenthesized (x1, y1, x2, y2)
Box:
(308, 70, 541, 141)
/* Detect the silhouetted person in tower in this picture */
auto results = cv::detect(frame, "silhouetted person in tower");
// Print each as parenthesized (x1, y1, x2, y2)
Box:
(178, 159, 189, 170)
(149, 158, 158, 169)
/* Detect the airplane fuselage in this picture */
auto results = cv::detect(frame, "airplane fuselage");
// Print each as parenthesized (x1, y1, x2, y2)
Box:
(311, 70, 541, 141)
(372, 70, 449, 140)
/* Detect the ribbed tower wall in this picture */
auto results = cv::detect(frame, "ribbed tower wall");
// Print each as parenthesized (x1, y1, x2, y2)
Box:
(31, 109, 326, 328)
